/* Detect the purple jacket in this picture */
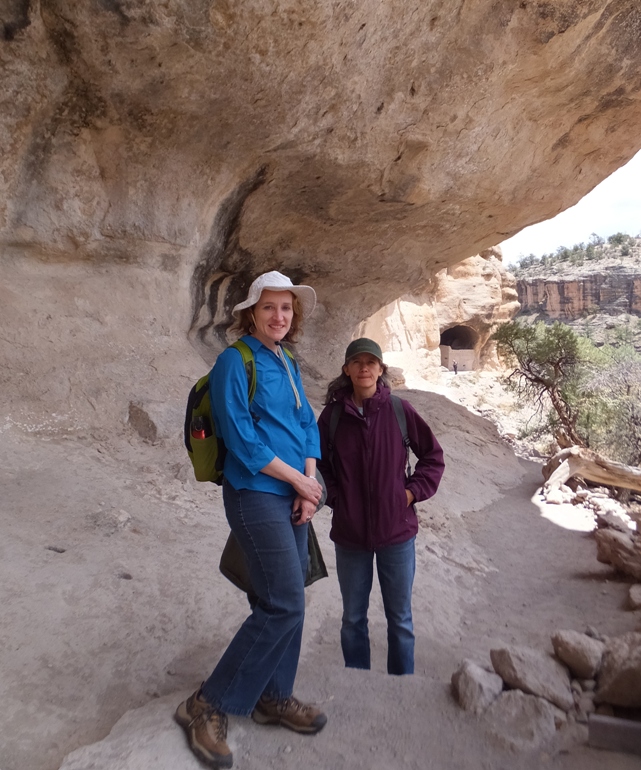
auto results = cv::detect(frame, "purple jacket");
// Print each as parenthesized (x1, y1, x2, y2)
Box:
(317, 383, 445, 551)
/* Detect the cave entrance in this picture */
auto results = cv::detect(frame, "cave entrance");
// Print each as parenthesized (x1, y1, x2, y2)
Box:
(439, 325, 479, 372)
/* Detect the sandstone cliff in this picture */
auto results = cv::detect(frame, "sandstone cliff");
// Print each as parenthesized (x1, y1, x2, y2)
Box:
(516, 240, 641, 319)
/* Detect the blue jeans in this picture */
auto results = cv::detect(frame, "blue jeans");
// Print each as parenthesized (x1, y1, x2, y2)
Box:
(201, 482, 308, 716)
(335, 537, 416, 675)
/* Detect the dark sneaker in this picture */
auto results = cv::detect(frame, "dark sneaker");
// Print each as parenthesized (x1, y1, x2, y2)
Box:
(175, 687, 233, 769)
(252, 694, 327, 734)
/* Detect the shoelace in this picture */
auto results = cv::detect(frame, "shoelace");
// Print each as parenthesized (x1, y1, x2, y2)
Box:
(192, 707, 228, 741)
(274, 696, 308, 715)
(276, 344, 302, 409)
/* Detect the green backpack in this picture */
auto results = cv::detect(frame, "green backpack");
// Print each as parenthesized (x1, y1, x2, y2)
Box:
(184, 340, 297, 484)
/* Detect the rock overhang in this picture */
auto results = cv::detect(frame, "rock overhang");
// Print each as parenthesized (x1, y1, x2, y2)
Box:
(2, 0, 641, 369)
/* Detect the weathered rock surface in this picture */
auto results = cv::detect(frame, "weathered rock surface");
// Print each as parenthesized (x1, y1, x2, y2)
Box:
(451, 659, 503, 715)
(595, 528, 641, 580)
(490, 645, 574, 711)
(484, 690, 557, 752)
(551, 630, 605, 680)
(3, 0, 641, 407)
(360, 247, 519, 375)
(595, 632, 641, 707)
(58, 694, 190, 770)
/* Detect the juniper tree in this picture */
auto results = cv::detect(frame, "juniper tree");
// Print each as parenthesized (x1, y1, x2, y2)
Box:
(492, 321, 584, 446)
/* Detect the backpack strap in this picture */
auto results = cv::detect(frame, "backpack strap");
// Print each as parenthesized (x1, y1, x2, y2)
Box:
(391, 395, 412, 479)
(327, 401, 343, 476)
(230, 340, 256, 403)
(328, 395, 411, 478)
(229, 339, 261, 422)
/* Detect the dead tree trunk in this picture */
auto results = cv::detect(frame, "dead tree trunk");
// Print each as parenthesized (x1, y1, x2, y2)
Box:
(542, 446, 641, 494)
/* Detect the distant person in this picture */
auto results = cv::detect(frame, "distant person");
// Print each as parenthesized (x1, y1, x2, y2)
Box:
(175, 271, 326, 770)
(452, 360, 458, 374)
(317, 338, 445, 675)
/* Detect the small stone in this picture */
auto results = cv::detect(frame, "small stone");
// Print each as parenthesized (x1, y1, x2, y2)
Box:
(629, 584, 641, 610)
(585, 626, 605, 642)
(577, 692, 595, 714)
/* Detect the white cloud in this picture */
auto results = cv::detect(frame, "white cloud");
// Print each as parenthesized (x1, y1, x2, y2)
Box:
(500, 149, 641, 265)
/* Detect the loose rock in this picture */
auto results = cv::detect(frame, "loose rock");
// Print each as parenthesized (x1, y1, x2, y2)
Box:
(484, 690, 557, 752)
(451, 660, 503, 715)
(490, 645, 573, 711)
(595, 632, 641, 708)
(551, 630, 604, 680)
(594, 529, 641, 580)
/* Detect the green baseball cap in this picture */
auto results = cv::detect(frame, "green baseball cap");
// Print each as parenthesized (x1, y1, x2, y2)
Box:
(344, 337, 384, 363)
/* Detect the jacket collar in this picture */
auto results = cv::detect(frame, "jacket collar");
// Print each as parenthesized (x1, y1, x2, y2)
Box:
(335, 381, 391, 417)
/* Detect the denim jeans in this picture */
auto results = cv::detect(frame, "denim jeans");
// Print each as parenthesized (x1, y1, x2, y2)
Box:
(335, 537, 416, 675)
(201, 482, 308, 716)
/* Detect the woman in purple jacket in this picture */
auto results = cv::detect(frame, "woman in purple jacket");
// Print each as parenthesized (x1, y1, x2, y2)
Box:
(317, 338, 445, 675)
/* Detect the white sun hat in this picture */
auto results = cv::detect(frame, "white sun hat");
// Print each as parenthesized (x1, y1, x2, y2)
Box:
(231, 270, 317, 318)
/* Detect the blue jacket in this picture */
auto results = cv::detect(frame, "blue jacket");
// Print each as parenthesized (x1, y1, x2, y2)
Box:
(210, 335, 320, 496)
(318, 383, 444, 550)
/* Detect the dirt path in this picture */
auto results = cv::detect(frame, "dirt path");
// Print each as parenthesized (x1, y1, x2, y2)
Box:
(1, 395, 639, 770)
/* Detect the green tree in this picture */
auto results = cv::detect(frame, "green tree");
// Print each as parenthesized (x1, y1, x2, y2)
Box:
(492, 321, 585, 445)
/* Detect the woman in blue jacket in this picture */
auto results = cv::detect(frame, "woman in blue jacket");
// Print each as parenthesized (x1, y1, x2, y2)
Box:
(176, 272, 327, 770)
(317, 338, 445, 676)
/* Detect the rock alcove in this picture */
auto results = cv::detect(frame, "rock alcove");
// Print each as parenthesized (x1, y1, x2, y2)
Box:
(440, 325, 480, 372)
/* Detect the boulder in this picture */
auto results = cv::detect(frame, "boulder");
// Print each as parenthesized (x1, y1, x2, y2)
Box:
(484, 690, 557, 752)
(595, 632, 641, 708)
(490, 645, 573, 711)
(451, 660, 503, 715)
(551, 630, 605, 680)
(595, 529, 641, 581)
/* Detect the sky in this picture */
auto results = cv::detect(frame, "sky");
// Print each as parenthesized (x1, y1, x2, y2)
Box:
(499, 149, 641, 266)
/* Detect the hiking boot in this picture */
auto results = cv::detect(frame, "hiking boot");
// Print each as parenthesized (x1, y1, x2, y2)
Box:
(175, 687, 233, 769)
(251, 694, 327, 734)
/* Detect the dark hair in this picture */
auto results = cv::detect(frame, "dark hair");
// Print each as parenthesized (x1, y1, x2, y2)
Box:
(323, 363, 390, 405)
(229, 292, 303, 343)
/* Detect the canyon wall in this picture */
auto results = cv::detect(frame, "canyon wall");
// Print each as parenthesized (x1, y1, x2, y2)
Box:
(3, 1, 641, 431)
(518, 270, 641, 319)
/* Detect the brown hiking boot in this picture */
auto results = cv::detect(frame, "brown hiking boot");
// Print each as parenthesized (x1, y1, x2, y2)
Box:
(252, 694, 327, 734)
(175, 687, 233, 769)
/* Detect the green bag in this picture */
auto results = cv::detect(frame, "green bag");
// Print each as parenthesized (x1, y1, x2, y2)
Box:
(184, 340, 297, 484)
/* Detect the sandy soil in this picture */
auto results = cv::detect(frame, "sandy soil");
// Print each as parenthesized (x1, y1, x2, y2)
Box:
(1, 382, 640, 770)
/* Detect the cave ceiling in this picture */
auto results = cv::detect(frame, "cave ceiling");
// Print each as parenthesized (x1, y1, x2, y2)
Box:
(2, 0, 641, 346)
